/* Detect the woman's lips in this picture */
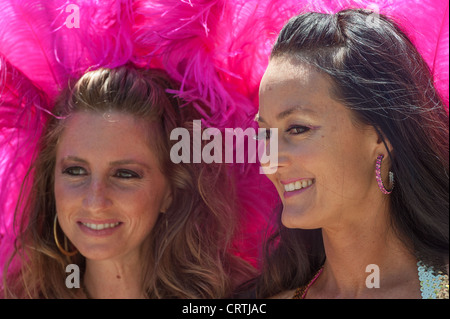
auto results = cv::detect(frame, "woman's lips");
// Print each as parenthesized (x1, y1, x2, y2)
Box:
(77, 219, 123, 237)
(281, 178, 315, 199)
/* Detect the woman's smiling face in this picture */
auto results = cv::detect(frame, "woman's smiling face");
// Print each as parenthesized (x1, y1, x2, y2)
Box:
(258, 57, 384, 229)
(54, 111, 172, 262)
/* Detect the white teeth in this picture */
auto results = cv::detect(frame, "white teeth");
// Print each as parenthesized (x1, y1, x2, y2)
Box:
(82, 222, 120, 230)
(284, 179, 314, 192)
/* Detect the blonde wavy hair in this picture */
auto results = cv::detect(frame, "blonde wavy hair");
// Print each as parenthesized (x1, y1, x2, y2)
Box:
(2, 65, 255, 298)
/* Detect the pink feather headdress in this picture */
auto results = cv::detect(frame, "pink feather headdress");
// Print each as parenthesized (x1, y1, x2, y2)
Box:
(0, 0, 448, 274)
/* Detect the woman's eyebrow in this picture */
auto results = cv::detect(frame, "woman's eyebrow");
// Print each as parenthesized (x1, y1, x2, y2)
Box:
(256, 105, 317, 124)
(109, 159, 151, 170)
(276, 105, 317, 120)
(60, 156, 88, 164)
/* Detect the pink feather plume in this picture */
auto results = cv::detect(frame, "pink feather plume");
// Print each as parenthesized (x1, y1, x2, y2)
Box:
(0, 0, 448, 274)
(0, 55, 47, 270)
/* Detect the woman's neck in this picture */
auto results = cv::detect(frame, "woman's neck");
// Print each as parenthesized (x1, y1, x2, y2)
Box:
(309, 202, 420, 298)
(83, 254, 147, 299)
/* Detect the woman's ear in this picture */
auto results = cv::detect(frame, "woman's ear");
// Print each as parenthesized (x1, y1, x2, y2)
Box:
(373, 126, 394, 156)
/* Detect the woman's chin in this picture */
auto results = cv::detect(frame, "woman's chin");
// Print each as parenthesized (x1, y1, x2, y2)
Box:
(281, 206, 320, 230)
(75, 244, 120, 262)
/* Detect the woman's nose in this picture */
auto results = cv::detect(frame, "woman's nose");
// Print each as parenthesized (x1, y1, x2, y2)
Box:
(260, 136, 291, 175)
(82, 177, 113, 212)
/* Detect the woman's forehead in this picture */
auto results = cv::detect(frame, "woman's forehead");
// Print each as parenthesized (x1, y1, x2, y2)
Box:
(57, 111, 157, 157)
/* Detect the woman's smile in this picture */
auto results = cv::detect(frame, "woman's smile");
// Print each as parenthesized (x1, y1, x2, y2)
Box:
(54, 111, 172, 261)
(281, 178, 315, 199)
(258, 58, 382, 229)
(77, 219, 123, 237)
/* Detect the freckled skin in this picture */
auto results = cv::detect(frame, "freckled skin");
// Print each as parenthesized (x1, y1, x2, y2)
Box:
(54, 111, 172, 263)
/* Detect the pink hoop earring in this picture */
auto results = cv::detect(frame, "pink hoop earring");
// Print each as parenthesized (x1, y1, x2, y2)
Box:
(375, 155, 394, 195)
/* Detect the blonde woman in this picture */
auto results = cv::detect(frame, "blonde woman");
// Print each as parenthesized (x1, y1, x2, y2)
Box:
(2, 65, 254, 298)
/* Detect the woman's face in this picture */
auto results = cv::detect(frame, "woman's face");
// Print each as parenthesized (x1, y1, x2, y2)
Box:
(54, 111, 172, 261)
(258, 57, 385, 229)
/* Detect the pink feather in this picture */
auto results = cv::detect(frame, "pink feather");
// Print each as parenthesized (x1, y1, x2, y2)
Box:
(0, 0, 448, 275)
(0, 55, 47, 272)
(0, 0, 65, 103)
(0, 0, 136, 278)
(51, 0, 135, 78)
(255, 0, 450, 107)
(131, 1, 283, 265)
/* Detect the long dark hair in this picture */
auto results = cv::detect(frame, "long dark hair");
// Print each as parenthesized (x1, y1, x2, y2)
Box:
(256, 9, 449, 298)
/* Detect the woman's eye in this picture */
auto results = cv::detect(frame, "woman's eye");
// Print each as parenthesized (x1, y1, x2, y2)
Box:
(114, 169, 140, 179)
(286, 125, 310, 135)
(62, 166, 87, 176)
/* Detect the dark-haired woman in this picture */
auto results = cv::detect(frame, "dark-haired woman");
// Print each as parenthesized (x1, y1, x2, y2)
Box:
(256, 9, 448, 299)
